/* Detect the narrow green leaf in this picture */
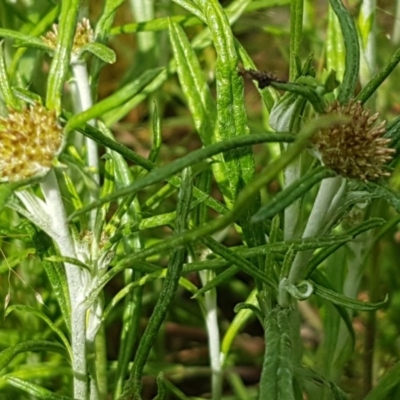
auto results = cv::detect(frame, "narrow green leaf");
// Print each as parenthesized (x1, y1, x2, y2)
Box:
(289, 0, 304, 80)
(268, 80, 325, 114)
(326, 7, 345, 83)
(203, 0, 254, 201)
(0, 365, 72, 390)
(46, 0, 80, 112)
(111, 15, 201, 35)
(221, 289, 258, 360)
(126, 168, 193, 397)
(78, 42, 116, 64)
(296, 366, 349, 400)
(172, 0, 206, 22)
(328, 0, 360, 104)
(305, 218, 386, 278)
(364, 360, 400, 400)
(252, 167, 336, 222)
(42, 256, 71, 331)
(45, 256, 90, 271)
(356, 47, 400, 104)
(0, 43, 19, 109)
(94, 155, 115, 235)
(4, 376, 73, 399)
(0, 341, 69, 370)
(153, 373, 166, 400)
(0, 28, 51, 48)
(309, 271, 353, 349)
(65, 67, 163, 132)
(5, 305, 71, 358)
(148, 104, 162, 163)
(196, 236, 277, 297)
(169, 20, 216, 145)
(313, 280, 388, 311)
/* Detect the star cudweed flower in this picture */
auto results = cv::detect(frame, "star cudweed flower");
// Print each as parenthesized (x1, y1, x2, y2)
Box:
(313, 100, 395, 181)
(0, 103, 63, 183)
(42, 18, 94, 56)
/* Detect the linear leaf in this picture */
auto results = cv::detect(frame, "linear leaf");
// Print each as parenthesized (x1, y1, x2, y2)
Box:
(5, 305, 71, 358)
(169, 20, 215, 145)
(0, 341, 69, 370)
(252, 167, 336, 222)
(5, 376, 73, 399)
(65, 67, 163, 132)
(313, 280, 388, 311)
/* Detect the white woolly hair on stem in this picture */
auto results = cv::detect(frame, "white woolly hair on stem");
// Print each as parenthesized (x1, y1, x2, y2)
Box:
(196, 242, 223, 400)
(284, 158, 302, 240)
(40, 170, 88, 399)
(199, 268, 223, 400)
(288, 176, 344, 285)
(72, 58, 104, 399)
(71, 60, 99, 185)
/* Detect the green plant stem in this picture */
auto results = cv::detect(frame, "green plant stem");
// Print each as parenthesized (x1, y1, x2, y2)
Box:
(71, 60, 99, 233)
(199, 268, 222, 400)
(40, 171, 88, 399)
(72, 61, 100, 185)
(290, 0, 304, 80)
(72, 58, 103, 400)
(288, 176, 344, 285)
(284, 161, 301, 240)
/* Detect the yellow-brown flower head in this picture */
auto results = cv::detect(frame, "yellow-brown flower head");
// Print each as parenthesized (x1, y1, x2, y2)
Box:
(313, 100, 395, 181)
(42, 18, 94, 55)
(0, 103, 63, 183)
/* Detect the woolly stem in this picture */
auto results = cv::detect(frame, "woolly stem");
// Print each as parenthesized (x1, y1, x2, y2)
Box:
(40, 171, 88, 399)
(288, 176, 344, 284)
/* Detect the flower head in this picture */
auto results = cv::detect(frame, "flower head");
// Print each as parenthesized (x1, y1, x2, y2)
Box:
(42, 18, 94, 56)
(0, 103, 63, 183)
(312, 100, 395, 181)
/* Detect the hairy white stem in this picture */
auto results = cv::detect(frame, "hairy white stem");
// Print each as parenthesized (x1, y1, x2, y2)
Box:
(40, 171, 88, 399)
(72, 61, 99, 183)
(288, 176, 344, 284)
(284, 159, 301, 240)
(199, 269, 223, 400)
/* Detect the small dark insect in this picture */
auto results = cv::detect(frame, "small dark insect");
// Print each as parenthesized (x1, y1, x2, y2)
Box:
(238, 68, 286, 89)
